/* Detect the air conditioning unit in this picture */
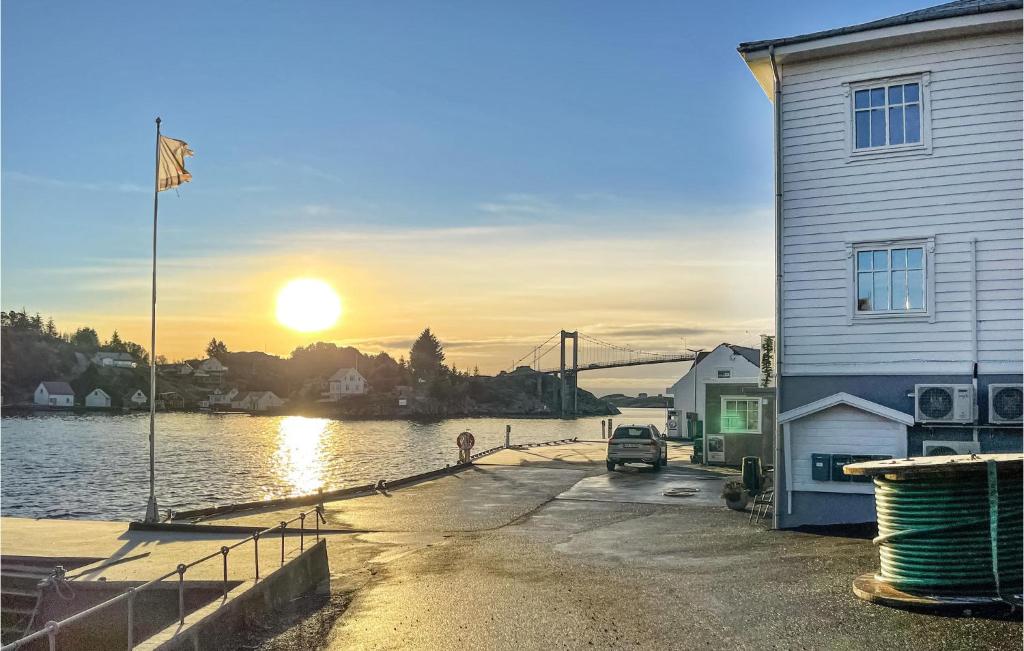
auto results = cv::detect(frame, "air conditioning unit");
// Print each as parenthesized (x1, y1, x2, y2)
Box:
(989, 383, 1023, 424)
(914, 384, 975, 424)
(922, 440, 980, 456)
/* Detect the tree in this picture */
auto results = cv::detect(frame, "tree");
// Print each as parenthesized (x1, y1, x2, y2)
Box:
(410, 328, 445, 380)
(44, 318, 58, 338)
(206, 338, 228, 358)
(70, 327, 100, 351)
(106, 330, 125, 351)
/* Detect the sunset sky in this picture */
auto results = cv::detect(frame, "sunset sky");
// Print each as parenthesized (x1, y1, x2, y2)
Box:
(1, 1, 927, 395)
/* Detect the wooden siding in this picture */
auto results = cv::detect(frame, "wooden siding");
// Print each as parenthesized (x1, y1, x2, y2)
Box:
(780, 30, 1023, 375)
(787, 405, 907, 494)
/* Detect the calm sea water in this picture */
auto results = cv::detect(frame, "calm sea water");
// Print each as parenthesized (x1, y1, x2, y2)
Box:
(0, 408, 665, 521)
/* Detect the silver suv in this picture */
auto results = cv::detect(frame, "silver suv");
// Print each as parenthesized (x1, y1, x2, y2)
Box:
(606, 424, 667, 471)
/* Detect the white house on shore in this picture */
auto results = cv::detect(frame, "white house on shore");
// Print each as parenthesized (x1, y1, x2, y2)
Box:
(232, 390, 285, 412)
(85, 388, 112, 408)
(667, 343, 761, 428)
(123, 389, 148, 408)
(34, 382, 74, 407)
(324, 367, 367, 400)
(739, 0, 1023, 528)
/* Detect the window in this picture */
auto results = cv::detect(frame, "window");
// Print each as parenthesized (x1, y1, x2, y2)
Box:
(854, 80, 921, 150)
(721, 397, 761, 433)
(856, 245, 926, 313)
(717, 369, 731, 379)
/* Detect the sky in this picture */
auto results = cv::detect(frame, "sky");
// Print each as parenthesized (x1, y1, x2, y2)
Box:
(1, 1, 934, 395)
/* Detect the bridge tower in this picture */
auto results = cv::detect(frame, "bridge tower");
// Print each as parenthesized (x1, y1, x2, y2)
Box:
(559, 330, 579, 417)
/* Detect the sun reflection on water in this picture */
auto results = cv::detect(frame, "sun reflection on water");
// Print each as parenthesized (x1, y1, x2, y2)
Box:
(274, 416, 329, 495)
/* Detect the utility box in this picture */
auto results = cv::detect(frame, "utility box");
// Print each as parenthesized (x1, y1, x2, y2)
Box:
(830, 454, 853, 482)
(811, 453, 831, 481)
(850, 455, 874, 483)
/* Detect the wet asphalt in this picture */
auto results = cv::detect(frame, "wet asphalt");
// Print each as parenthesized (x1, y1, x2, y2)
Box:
(238, 443, 1022, 651)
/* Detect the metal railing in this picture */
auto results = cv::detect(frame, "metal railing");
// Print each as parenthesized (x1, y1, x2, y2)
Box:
(1, 504, 327, 651)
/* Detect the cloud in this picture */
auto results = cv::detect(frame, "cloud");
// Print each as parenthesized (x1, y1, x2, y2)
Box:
(3, 170, 148, 193)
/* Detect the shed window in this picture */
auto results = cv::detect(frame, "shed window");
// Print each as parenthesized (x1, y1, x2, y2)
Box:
(854, 80, 921, 150)
(722, 397, 761, 433)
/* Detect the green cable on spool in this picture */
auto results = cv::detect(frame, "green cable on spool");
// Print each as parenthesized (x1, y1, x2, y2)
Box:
(873, 467, 1023, 594)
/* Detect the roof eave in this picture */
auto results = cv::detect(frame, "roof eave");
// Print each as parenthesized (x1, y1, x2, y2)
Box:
(740, 7, 1022, 98)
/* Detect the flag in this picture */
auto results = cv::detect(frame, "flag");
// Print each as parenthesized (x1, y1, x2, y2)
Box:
(157, 135, 193, 192)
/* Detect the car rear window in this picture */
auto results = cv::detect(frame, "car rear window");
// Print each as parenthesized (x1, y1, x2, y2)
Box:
(612, 427, 651, 439)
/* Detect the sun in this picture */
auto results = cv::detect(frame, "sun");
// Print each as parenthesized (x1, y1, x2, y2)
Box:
(276, 278, 342, 332)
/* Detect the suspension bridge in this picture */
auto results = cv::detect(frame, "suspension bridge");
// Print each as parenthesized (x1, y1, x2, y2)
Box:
(509, 330, 696, 416)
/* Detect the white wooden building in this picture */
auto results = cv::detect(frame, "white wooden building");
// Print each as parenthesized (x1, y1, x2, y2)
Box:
(123, 389, 148, 407)
(325, 367, 367, 400)
(232, 390, 285, 412)
(85, 388, 111, 408)
(34, 382, 75, 407)
(666, 343, 761, 424)
(739, 0, 1023, 527)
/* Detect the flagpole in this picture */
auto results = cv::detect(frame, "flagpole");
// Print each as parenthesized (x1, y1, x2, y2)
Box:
(144, 117, 161, 523)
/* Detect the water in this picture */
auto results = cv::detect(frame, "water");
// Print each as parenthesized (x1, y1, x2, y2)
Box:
(0, 408, 666, 521)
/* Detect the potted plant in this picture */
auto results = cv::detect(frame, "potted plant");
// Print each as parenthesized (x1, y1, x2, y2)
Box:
(721, 479, 750, 511)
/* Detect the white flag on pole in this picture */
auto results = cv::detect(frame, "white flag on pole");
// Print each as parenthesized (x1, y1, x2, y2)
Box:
(157, 136, 193, 191)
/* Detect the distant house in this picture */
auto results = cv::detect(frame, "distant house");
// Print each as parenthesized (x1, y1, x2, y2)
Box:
(325, 367, 367, 400)
(232, 390, 285, 412)
(123, 389, 148, 408)
(34, 382, 74, 408)
(190, 358, 229, 387)
(85, 388, 112, 408)
(666, 344, 761, 427)
(158, 362, 193, 376)
(207, 387, 239, 408)
(92, 351, 137, 368)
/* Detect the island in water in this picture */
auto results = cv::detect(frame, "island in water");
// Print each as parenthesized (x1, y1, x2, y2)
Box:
(0, 310, 618, 419)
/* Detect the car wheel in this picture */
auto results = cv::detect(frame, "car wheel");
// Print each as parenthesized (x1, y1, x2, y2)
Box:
(606, 461, 616, 471)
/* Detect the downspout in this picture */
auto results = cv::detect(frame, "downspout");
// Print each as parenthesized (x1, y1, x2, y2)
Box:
(970, 237, 979, 443)
(769, 46, 788, 522)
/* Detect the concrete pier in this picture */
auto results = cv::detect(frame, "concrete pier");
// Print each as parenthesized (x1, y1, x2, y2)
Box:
(3, 441, 1020, 649)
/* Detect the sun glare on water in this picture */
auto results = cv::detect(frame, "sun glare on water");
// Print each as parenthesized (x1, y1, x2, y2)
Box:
(276, 278, 342, 332)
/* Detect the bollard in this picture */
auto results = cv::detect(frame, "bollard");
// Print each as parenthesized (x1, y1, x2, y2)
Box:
(220, 546, 229, 600)
(45, 621, 58, 651)
(505, 424, 511, 448)
(608, 418, 613, 436)
(176, 564, 187, 625)
(601, 420, 606, 439)
(127, 587, 135, 648)
(253, 532, 260, 581)
(280, 522, 287, 567)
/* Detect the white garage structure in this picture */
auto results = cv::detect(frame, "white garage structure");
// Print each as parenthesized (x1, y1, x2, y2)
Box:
(777, 392, 914, 527)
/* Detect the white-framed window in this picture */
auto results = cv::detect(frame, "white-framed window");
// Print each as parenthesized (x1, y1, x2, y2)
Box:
(846, 237, 935, 322)
(844, 73, 930, 157)
(721, 397, 761, 433)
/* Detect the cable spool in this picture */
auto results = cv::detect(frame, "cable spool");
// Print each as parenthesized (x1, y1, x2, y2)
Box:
(845, 453, 1023, 613)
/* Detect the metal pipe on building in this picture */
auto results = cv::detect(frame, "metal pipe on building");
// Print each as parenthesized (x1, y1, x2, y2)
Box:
(769, 45, 785, 524)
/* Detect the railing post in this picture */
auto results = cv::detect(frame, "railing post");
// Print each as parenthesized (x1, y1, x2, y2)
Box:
(176, 564, 187, 625)
(220, 546, 229, 600)
(299, 513, 306, 552)
(505, 424, 511, 448)
(253, 532, 260, 581)
(316, 504, 324, 541)
(127, 587, 136, 649)
(46, 620, 58, 651)
(280, 521, 287, 566)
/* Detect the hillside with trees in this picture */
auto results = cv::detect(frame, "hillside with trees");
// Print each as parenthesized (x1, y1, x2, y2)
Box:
(2, 315, 616, 418)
